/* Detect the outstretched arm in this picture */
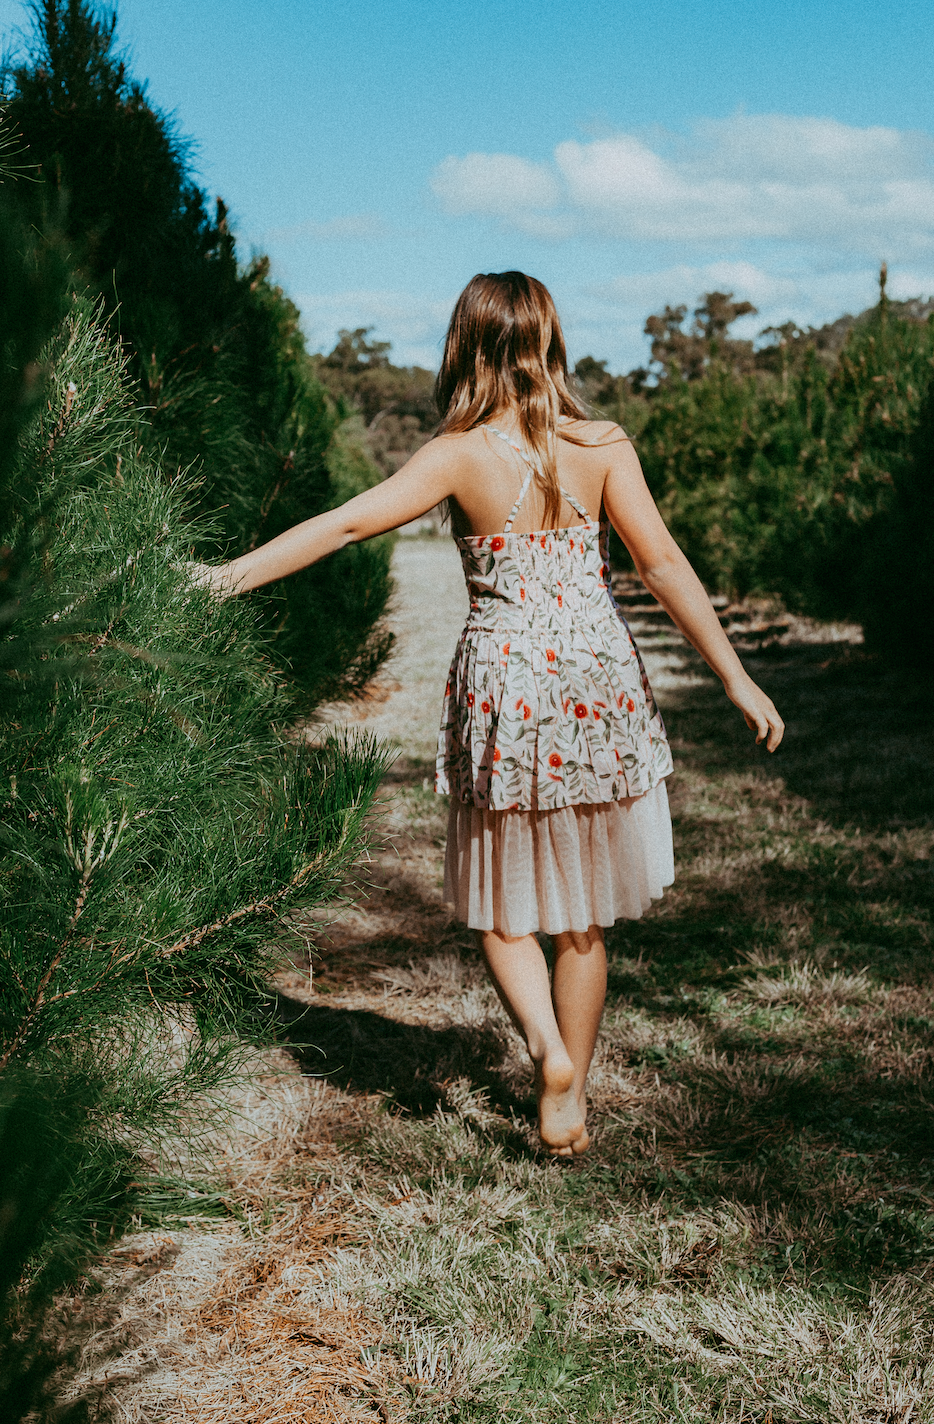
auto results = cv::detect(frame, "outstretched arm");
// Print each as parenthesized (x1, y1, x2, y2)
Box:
(191, 437, 460, 596)
(603, 438, 784, 752)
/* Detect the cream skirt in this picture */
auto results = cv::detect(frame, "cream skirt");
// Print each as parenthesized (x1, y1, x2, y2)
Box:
(444, 781, 674, 937)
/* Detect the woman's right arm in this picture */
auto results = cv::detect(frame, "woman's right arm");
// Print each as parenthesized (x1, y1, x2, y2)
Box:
(602, 437, 784, 752)
(191, 437, 461, 597)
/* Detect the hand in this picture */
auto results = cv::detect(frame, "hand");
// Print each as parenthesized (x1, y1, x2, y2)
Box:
(183, 561, 239, 599)
(724, 674, 784, 752)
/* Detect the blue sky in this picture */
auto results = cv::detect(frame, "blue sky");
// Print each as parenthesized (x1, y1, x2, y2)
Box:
(2, 0, 933, 370)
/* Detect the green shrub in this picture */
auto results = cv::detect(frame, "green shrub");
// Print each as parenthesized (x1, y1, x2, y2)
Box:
(600, 292, 934, 668)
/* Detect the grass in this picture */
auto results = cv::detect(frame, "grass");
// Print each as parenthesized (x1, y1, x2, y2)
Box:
(83, 579, 934, 1423)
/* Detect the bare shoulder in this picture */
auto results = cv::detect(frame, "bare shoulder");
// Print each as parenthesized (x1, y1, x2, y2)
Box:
(559, 419, 632, 483)
(415, 427, 490, 468)
(385, 429, 479, 486)
(559, 416, 630, 447)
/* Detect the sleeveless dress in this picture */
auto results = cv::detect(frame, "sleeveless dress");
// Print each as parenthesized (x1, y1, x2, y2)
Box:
(436, 427, 675, 936)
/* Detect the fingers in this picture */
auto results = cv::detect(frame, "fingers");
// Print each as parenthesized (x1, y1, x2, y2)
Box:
(758, 707, 784, 752)
(742, 699, 784, 752)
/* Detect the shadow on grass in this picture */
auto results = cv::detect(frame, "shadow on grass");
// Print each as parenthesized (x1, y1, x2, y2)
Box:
(275, 991, 530, 1124)
(661, 629, 934, 833)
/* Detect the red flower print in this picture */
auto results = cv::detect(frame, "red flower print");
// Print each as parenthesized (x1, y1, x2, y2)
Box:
(502, 642, 510, 657)
(493, 748, 501, 761)
(617, 692, 625, 708)
(520, 587, 526, 600)
(627, 698, 635, 713)
(557, 595, 563, 608)
(549, 753, 562, 768)
(481, 700, 490, 714)
(445, 683, 451, 696)
(594, 700, 607, 709)
(569, 539, 575, 551)
(541, 536, 547, 549)
(515, 696, 524, 711)
(523, 704, 531, 720)
(490, 536, 505, 552)
(593, 707, 601, 719)
(546, 648, 556, 662)
(574, 702, 588, 719)
(467, 693, 474, 706)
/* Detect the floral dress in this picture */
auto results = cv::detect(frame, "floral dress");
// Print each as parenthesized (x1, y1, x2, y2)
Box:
(437, 427, 675, 936)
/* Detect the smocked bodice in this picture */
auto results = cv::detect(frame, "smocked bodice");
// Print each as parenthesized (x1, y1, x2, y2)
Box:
(457, 517, 618, 635)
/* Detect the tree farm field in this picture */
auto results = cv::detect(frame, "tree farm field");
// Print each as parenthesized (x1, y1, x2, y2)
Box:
(94, 536, 934, 1424)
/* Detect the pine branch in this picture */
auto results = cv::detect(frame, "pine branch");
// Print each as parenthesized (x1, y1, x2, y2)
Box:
(0, 870, 93, 1071)
(38, 808, 363, 1013)
(48, 552, 140, 624)
(155, 855, 329, 960)
(154, 796, 367, 960)
(39, 380, 77, 465)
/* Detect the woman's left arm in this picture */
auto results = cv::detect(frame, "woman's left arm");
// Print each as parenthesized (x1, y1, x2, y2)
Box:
(190, 437, 460, 597)
(603, 437, 785, 752)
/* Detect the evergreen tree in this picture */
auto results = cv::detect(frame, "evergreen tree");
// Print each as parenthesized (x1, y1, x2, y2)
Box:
(2, 0, 395, 705)
(644, 291, 757, 382)
(1, 293, 388, 1265)
(593, 275, 934, 653)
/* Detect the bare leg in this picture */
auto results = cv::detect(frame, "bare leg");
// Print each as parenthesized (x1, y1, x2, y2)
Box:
(480, 930, 586, 1155)
(551, 925, 607, 1152)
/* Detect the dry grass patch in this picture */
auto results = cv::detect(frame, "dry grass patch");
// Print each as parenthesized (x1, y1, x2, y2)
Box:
(740, 960, 874, 1006)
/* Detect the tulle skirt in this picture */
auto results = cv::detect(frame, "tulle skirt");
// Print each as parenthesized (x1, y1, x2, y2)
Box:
(444, 780, 674, 936)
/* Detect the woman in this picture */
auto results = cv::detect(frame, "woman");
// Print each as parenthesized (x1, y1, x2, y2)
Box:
(194, 271, 783, 1156)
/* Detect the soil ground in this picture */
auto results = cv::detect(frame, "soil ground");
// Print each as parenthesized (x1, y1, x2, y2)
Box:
(79, 537, 934, 1424)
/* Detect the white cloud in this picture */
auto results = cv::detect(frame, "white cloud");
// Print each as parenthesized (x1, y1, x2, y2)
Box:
(432, 114, 934, 255)
(594, 261, 868, 320)
(594, 260, 934, 324)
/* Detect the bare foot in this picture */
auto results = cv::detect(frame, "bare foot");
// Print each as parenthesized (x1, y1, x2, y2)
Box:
(570, 1094, 590, 1154)
(535, 1050, 585, 1154)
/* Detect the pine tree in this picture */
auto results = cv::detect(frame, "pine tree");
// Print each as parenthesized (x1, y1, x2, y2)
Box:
(621, 277, 934, 636)
(2, 0, 395, 705)
(0, 292, 389, 1263)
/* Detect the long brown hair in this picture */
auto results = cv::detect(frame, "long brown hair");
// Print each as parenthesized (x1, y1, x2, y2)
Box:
(435, 272, 591, 528)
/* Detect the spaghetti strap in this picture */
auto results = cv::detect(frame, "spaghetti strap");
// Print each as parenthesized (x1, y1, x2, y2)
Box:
(558, 487, 591, 521)
(503, 468, 535, 534)
(486, 425, 592, 526)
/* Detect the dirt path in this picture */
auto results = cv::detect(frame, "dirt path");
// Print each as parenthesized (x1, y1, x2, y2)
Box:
(321, 537, 468, 763)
